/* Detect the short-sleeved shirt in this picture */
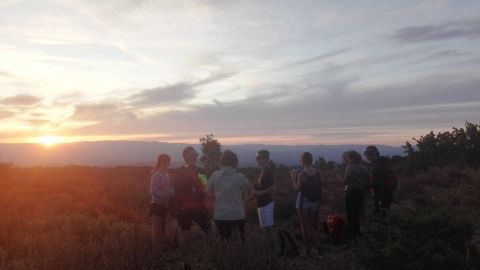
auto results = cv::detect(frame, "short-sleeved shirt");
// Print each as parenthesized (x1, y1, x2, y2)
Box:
(150, 170, 173, 207)
(343, 163, 369, 191)
(205, 166, 250, 220)
(254, 167, 275, 208)
(371, 156, 389, 190)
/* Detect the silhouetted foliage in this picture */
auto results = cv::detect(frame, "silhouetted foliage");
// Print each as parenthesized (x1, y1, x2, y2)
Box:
(354, 207, 480, 270)
(403, 121, 480, 171)
(199, 134, 222, 176)
(314, 157, 336, 171)
(268, 159, 278, 170)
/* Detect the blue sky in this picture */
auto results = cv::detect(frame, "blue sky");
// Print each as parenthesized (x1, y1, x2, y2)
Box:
(0, 0, 479, 145)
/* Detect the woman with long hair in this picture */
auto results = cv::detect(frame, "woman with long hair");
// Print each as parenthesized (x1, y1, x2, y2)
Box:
(149, 154, 173, 263)
(291, 152, 322, 256)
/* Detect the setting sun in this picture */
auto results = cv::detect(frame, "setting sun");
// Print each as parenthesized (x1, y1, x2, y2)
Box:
(38, 136, 62, 147)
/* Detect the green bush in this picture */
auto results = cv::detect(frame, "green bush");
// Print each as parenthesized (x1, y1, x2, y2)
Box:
(354, 207, 480, 270)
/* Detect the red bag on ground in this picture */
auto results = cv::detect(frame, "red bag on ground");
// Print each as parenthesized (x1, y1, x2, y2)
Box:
(324, 213, 347, 243)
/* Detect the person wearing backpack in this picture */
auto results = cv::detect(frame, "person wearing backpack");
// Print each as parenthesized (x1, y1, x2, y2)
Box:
(291, 152, 322, 256)
(172, 146, 211, 270)
(343, 151, 369, 239)
(364, 145, 394, 216)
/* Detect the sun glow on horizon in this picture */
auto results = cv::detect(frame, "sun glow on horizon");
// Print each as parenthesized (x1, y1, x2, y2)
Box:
(37, 135, 62, 147)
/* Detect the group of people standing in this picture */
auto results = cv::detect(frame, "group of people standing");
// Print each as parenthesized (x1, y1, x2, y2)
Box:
(149, 147, 275, 269)
(341, 146, 394, 239)
(149, 145, 394, 269)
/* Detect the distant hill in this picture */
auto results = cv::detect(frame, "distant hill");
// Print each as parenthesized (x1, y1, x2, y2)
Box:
(0, 141, 404, 167)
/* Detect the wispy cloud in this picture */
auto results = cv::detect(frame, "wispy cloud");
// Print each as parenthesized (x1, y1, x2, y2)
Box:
(268, 48, 351, 71)
(129, 71, 236, 107)
(0, 70, 19, 79)
(71, 103, 136, 123)
(130, 83, 195, 107)
(0, 110, 14, 119)
(391, 19, 480, 44)
(1, 95, 41, 106)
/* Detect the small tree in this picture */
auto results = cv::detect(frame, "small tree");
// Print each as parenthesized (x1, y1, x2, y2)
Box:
(403, 121, 480, 170)
(314, 157, 335, 170)
(314, 157, 327, 170)
(199, 134, 222, 176)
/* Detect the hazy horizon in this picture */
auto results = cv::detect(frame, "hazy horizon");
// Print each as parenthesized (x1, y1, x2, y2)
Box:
(0, 138, 404, 147)
(0, 140, 404, 167)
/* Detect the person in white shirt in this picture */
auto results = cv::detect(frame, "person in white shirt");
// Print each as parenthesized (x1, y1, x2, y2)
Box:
(206, 149, 254, 241)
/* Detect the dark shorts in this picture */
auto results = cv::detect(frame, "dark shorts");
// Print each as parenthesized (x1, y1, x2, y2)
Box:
(149, 203, 168, 218)
(215, 219, 245, 241)
(176, 208, 211, 232)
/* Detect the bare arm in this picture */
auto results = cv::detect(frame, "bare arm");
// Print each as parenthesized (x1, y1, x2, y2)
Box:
(254, 185, 275, 195)
(294, 173, 305, 192)
(204, 172, 216, 199)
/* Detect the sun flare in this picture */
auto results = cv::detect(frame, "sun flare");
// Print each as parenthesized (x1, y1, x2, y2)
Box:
(38, 136, 62, 147)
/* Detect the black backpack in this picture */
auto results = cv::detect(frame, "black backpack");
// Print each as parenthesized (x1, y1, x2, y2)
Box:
(302, 172, 322, 202)
(277, 229, 299, 257)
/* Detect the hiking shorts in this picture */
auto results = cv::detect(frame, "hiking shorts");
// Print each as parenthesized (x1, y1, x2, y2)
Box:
(149, 203, 168, 218)
(214, 219, 245, 241)
(296, 193, 319, 210)
(176, 208, 211, 232)
(257, 201, 274, 228)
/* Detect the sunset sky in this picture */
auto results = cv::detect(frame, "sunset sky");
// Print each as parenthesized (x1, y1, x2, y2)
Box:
(1, 0, 479, 146)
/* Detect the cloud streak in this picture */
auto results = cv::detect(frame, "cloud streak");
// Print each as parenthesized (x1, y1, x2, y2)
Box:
(1, 95, 41, 106)
(391, 19, 480, 44)
(71, 103, 137, 123)
(268, 48, 351, 71)
(129, 71, 236, 107)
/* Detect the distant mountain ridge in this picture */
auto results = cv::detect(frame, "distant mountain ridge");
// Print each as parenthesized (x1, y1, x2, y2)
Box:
(0, 141, 404, 167)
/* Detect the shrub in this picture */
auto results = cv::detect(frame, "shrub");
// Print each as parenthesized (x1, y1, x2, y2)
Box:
(354, 207, 480, 270)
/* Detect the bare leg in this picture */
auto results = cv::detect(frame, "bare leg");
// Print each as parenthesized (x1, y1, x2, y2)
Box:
(297, 209, 311, 255)
(179, 230, 191, 267)
(307, 209, 320, 251)
(151, 215, 165, 259)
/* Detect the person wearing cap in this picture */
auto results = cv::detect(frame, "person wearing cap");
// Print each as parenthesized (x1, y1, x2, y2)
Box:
(364, 145, 392, 215)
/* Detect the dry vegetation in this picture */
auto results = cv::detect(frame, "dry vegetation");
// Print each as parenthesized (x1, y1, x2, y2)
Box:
(0, 164, 479, 270)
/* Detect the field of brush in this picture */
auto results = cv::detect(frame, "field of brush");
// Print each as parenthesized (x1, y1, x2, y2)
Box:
(1, 165, 479, 270)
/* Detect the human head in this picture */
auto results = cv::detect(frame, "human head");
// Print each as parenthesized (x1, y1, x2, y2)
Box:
(221, 149, 239, 168)
(154, 154, 171, 171)
(347, 150, 362, 164)
(301, 152, 313, 167)
(342, 151, 351, 164)
(364, 145, 380, 162)
(256, 149, 270, 167)
(182, 146, 199, 166)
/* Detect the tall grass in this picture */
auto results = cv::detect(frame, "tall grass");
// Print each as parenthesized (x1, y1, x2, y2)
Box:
(1, 165, 479, 269)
